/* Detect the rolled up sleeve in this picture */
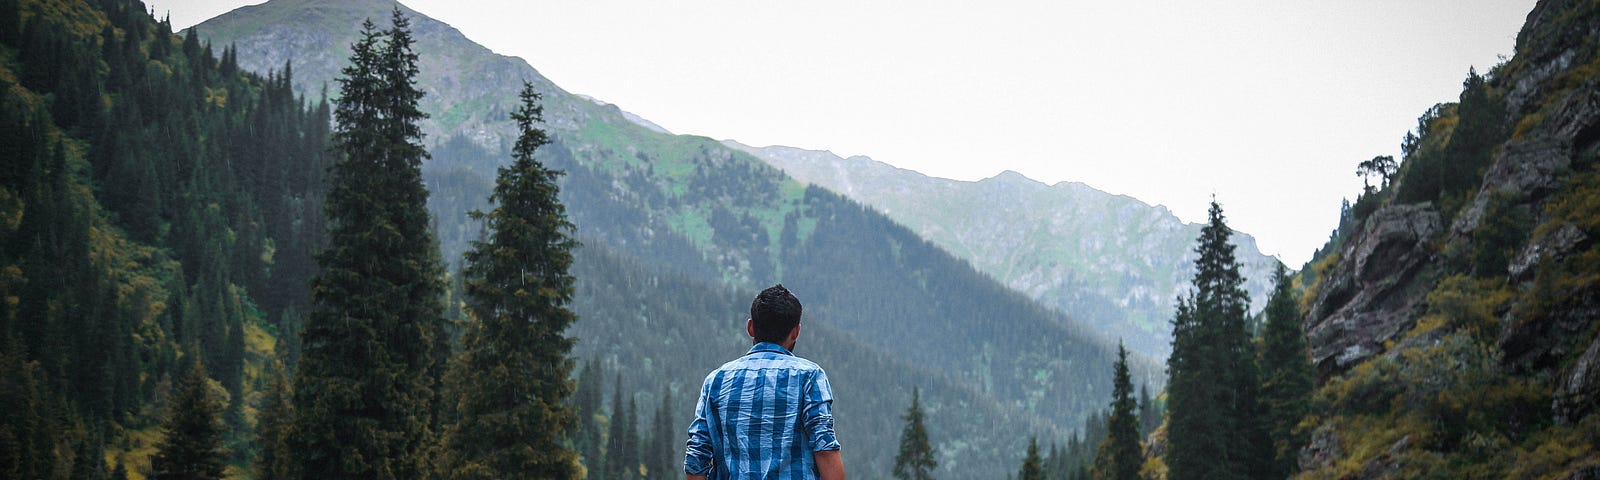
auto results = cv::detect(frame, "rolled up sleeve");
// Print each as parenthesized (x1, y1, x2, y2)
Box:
(685, 375, 716, 475)
(803, 369, 840, 452)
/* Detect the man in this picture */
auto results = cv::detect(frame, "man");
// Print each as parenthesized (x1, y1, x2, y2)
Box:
(685, 285, 846, 480)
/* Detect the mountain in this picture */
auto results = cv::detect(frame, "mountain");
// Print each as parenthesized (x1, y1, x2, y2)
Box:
(193, 1, 1156, 477)
(1290, 0, 1600, 476)
(726, 141, 1280, 359)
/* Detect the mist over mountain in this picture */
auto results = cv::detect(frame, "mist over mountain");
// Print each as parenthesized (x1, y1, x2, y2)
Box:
(726, 142, 1282, 359)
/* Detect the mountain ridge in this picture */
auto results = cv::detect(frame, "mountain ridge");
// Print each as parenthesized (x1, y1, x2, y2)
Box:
(726, 140, 1281, 358)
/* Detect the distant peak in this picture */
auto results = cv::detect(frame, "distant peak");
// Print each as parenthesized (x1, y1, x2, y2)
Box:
(987, 170, 1043, 186)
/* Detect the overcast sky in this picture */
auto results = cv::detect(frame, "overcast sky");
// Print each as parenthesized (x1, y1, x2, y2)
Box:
(159, 0, 1536, 265)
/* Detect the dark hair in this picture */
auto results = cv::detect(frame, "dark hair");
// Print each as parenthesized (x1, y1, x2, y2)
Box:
(750, 284, 802, 344)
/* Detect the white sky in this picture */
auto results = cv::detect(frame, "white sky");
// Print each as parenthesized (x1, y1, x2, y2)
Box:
(159, 0, 1536, 266)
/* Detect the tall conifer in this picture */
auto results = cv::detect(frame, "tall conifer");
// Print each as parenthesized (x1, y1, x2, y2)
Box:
(437, 81, 581, 479)
(573, 358, 605, 474)
(649, 386, 676, 479)
(1092, 342, 1142, 480)
(1138, 385, 1160, 437)
(150, 358, 226, 480)
(1018, 437, 1045, 480)
(290, 10, 446, 479)
(893, 387, 937, 480)
(1164, 200, 1270, 480)
(606, 375, 640, 479)
(254, 361, 294, 480)
(1257, 264, 1314, 478)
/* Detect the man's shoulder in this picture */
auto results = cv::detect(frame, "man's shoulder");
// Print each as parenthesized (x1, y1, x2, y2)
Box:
(705, 351, 826, 379)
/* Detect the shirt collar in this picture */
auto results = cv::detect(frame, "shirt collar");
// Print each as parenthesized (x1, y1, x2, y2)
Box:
(748, 342, 793, 356)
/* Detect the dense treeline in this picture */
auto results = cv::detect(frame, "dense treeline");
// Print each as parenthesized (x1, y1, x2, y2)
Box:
(1028, 202, 1313, 480)
(1, 0, 329, 475)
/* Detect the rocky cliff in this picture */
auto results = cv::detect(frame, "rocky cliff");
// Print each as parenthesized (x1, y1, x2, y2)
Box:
(1297, 0, 1600, 476)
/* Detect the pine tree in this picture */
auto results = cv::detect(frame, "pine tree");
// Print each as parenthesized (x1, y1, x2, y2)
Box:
(893, 387, 937, 480)
(573, 358, 605, 475)
(150, 357, 226, 480)
(1018, 437, 1045, 480)
(437, 81, 581, 480)
(1164, 200, 1271, 480)
(1138, 384, 1160, 438)
(649, 385, 676, 479)
(1256, 264, 1315, 478)
(1091, 342, 1141, 480)
(254, 361, 294, 480)
(289, 10, 447, 479)
(606, 375, 640, 480)
(0, 0, 18, 46)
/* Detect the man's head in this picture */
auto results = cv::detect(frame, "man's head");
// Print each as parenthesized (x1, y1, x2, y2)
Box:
(748, 284, 803, 347)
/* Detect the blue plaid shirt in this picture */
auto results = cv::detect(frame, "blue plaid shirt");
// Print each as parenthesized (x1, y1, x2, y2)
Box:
(685, 342, 841, 479)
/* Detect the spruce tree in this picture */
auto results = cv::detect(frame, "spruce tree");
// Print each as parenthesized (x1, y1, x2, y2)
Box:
(289, 10, 447, 479)
(1256, 264, 1315, 478)
(893, 387, 937, 480)
(649, 385, 676, 479)
(1018, 437, 1045, 480)
(1091, 343, 1141, 480)
(1164, 200, 1271, 480)
(254, 361, 294, 480)
(150, 358, 226, 480)
(573, 358, 605, 474)
(605, 375, 640, 480)
(437, 81, 581, 480)
(1138, 385, 1160, 438)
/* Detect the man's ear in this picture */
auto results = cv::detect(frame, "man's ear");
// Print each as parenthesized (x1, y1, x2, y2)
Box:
(786, 323, 802, 343)
(746, 318, 756, 338)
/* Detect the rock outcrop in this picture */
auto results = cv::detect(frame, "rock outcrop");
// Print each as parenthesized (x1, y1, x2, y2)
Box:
(1303, 203, 1442, 378)
(1558, 337, 1600, 424)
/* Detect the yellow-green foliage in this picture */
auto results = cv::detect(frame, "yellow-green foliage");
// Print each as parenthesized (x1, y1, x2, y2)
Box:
(1513, 112, 1545, 140)
(1303, 276, 1550, 479)
(106, 424, 162, 480)
(1140, 422, 1168, 480)
(1505, 415, 1600, 480)
(1407, 275, 1514, 345)
(1299, 251, 1339, 315)
(20, 0, 109, 42)
(1519, 170, 1600, 326)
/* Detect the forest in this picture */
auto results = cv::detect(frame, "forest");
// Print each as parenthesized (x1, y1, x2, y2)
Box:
(5, 0, 1600, 478)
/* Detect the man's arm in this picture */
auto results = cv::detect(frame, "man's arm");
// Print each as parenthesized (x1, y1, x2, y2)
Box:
(685, 377, 717, 480)
(803, 369, 844, 479)
(815, 449, 845, 480)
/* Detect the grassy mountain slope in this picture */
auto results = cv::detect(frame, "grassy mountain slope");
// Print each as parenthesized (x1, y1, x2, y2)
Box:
(729, 141, 1280, 359)
(194, 1, 1157, 477)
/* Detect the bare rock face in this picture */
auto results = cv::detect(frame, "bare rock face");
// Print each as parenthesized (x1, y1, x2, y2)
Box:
(1556, 335, 1600, 424)
(1297, 423, 1341, 473)
(1499, 221, 1596, 373)
(1304, 203, 1442, 378)
(1450, 138, 1572, 239)
(1564, 464, 1600, 480)
(1509, 222, 1587, 282)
